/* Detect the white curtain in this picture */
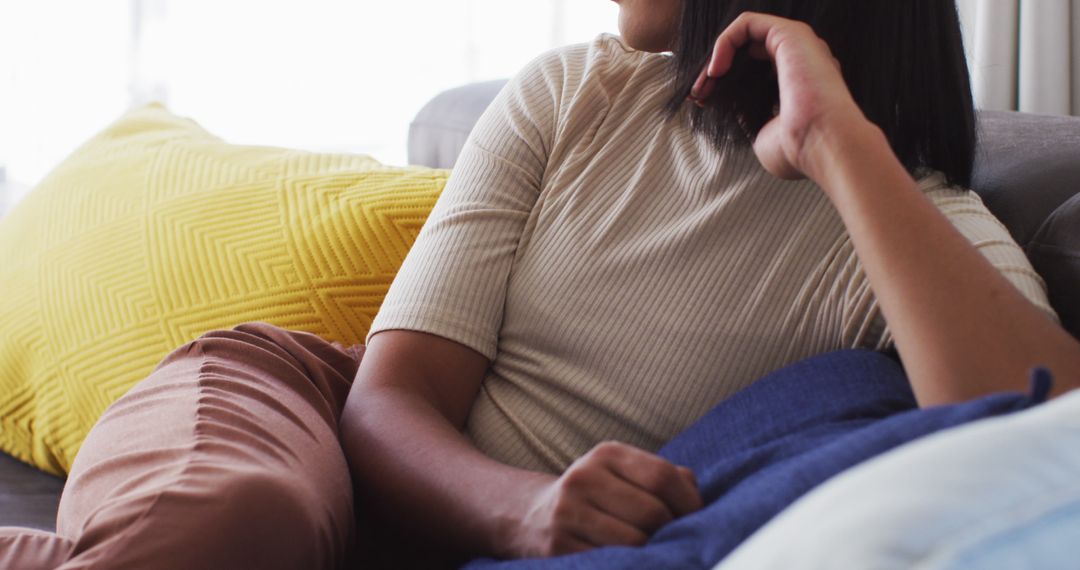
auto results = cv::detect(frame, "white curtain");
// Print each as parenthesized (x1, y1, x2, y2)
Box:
(958, 0, 1080, 115)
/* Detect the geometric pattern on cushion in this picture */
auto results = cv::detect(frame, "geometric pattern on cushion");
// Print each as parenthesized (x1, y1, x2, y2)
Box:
(0, 104, 447, 475)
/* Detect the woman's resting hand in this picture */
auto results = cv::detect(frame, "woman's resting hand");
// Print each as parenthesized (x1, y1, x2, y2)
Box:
(344, 331, 702, 564)
(504, 441, 702, 558)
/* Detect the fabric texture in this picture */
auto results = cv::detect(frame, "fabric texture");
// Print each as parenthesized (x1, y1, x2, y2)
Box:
(0, 322, 362, 570)
(0, 104, 447, 475)
(1027, 193, 1080, 339)
(369, 34, 1055, 475)
(462, 349, 1044, 570)
(717, 376, 1080, 570)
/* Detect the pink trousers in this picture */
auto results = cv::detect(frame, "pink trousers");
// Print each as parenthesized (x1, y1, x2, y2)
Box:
(0, 322, 365, 569)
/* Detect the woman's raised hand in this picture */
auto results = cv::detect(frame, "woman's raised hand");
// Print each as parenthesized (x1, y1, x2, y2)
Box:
(690, 12, 868, 182)
(503, 441, 702, 558)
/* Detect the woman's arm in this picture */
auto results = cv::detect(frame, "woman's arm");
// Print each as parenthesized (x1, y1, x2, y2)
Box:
(341, 330, 546, 560)
(693, 12, 1080, 405)
(341, 331, 700, 561)
(342, 45, 698, 562)
(807, 120, 1080, 403)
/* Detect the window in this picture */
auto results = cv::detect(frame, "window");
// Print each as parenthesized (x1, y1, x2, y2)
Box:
(0, 0, 619, 212)
(0, 1, 131, 210)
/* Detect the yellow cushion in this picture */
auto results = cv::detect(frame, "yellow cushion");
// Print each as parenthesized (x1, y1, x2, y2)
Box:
(0, 104, 448, 475)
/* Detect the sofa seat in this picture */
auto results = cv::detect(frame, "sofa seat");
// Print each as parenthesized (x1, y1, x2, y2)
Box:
(0, 452, 63, 530)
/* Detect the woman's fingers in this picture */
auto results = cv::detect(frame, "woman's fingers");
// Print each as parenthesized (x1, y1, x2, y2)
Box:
(594, 442, 703, 518)
(584, 469, 677, 534)
(690, 71, 713, 103)
(691, 11, 807, 103)
(688, 11, 863, 180)
(548, 532, 595, 556)
(568, 506, 651, 549)
(520, 441, 702, 557)
(708, 12, 801, 76)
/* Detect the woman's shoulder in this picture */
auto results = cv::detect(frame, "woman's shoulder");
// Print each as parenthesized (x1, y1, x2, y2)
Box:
(916, 171, 989, 210)
(512, 33, 673, 108)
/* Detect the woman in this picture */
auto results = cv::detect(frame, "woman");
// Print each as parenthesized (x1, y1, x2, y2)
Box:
(342, 0, 1080, 565)
(2, 1, 1077, 568)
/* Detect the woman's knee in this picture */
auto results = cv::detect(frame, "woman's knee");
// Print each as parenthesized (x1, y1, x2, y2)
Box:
(166, 469, 350, 569)
(169, 322, 349, 389)
(192, 322, 360, 392)
(183, 321, 300, 362)
(213, 470, 329, 540)
(70, 469, 350, 570)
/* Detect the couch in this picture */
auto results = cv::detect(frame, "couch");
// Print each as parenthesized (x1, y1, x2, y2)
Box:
(2, 80, 1078, 542)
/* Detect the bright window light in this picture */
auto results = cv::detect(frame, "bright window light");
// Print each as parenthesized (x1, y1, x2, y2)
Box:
(0, 0, 619, 212)
(0, 1, 131, 203)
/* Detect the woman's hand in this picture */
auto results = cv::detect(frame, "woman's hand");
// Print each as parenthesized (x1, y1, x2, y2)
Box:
(502, 441, 702, 558)
(690, 12, 869, 182)
(689, 19, 1080, 406)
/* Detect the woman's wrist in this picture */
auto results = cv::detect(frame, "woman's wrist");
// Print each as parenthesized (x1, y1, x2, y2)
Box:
(799, 112, 890, 195)
(487, 469, 559, 559)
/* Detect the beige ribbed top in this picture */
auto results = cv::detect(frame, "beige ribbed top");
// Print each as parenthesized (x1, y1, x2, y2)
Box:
(368, 34, 1054, 474)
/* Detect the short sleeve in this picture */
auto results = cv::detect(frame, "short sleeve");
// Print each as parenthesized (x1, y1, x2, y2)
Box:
(366, 51, 565, 360)
(847, 175, 1058, 351)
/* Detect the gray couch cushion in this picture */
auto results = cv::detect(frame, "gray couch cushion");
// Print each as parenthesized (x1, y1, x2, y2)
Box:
(1028, 193, 1080, 339)
(0, 451, 63, 530)
(972, 111, 1080, 247)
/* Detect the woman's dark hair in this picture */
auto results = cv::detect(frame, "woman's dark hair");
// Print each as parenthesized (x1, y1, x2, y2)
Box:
(667, 0, 977, 188)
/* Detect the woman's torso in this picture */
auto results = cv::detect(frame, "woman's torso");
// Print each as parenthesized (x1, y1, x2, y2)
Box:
(371, 34, 1049, 474)
(463, 35, 890, 472)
